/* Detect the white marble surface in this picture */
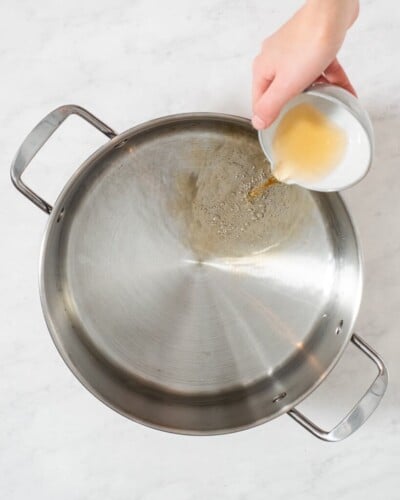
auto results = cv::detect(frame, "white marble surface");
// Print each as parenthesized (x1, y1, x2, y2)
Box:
(1, 0, 399, 498)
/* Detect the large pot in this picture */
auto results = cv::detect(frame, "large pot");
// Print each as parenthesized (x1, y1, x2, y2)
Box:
(11, 105, 388, 441)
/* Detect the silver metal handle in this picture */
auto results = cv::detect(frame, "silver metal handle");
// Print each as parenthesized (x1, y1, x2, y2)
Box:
(288, 334, 388, 442)
(10, 105, 117, 214)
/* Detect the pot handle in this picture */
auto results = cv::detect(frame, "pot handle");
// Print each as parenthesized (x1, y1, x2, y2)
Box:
(10, 105, 117, 214)
(288, 334, 388, 442)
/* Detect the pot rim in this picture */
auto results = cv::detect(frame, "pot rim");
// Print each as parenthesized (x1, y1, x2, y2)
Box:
(38, 112, 364, 435)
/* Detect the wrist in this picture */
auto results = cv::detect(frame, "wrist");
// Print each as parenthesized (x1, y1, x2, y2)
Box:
(306, 0, 359, 30)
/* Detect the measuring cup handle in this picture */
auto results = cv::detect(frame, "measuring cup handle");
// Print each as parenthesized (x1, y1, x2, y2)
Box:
(10, 105, 117, 214)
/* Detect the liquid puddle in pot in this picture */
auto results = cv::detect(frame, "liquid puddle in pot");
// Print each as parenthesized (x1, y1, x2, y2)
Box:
(168, 142, 311, 260)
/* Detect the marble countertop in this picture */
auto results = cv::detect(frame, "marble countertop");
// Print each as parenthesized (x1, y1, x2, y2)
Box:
(1, 0, 399, 498)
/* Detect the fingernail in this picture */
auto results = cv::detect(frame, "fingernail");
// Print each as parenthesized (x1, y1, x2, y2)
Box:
(252, 115, 266, 130)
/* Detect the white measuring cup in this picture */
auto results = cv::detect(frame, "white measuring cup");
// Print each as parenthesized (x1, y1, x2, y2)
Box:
(258, 84, 374, 192)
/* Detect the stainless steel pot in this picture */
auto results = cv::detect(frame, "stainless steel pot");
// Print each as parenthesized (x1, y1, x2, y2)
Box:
(11, 105, 388, 441)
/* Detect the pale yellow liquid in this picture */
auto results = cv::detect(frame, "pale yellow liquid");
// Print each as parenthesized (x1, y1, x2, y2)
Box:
(272, 103, 347, 182)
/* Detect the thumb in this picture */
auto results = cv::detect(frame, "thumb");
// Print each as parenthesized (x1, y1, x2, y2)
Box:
(252, 77, 299, 130)
(323, 58, 357, 96)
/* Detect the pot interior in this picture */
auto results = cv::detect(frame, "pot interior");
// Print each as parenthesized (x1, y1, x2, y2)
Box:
(40, 115, 362, 433)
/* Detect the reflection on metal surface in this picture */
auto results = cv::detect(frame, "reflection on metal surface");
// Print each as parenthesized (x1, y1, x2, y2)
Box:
(10, 105, 117, 213)
(11, 107, 386, 438)
(288, 334, 388, 442)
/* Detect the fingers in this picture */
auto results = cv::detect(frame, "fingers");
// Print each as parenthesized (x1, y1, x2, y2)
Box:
(313, 75, 330, 85)
(323, 58, 357, 96)
(252, 60, 357, 131)
(252, 76, 301, 130)
(252, 75, 272, 129)
(252, 56, 274, 112)
(252, 74, 272, 113)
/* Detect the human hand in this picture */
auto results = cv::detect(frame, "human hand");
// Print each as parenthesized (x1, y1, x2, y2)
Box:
(252, 0, 359, 130)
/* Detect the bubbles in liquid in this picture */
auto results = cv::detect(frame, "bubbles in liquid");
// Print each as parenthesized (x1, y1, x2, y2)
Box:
(169, 140, 311, 259)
